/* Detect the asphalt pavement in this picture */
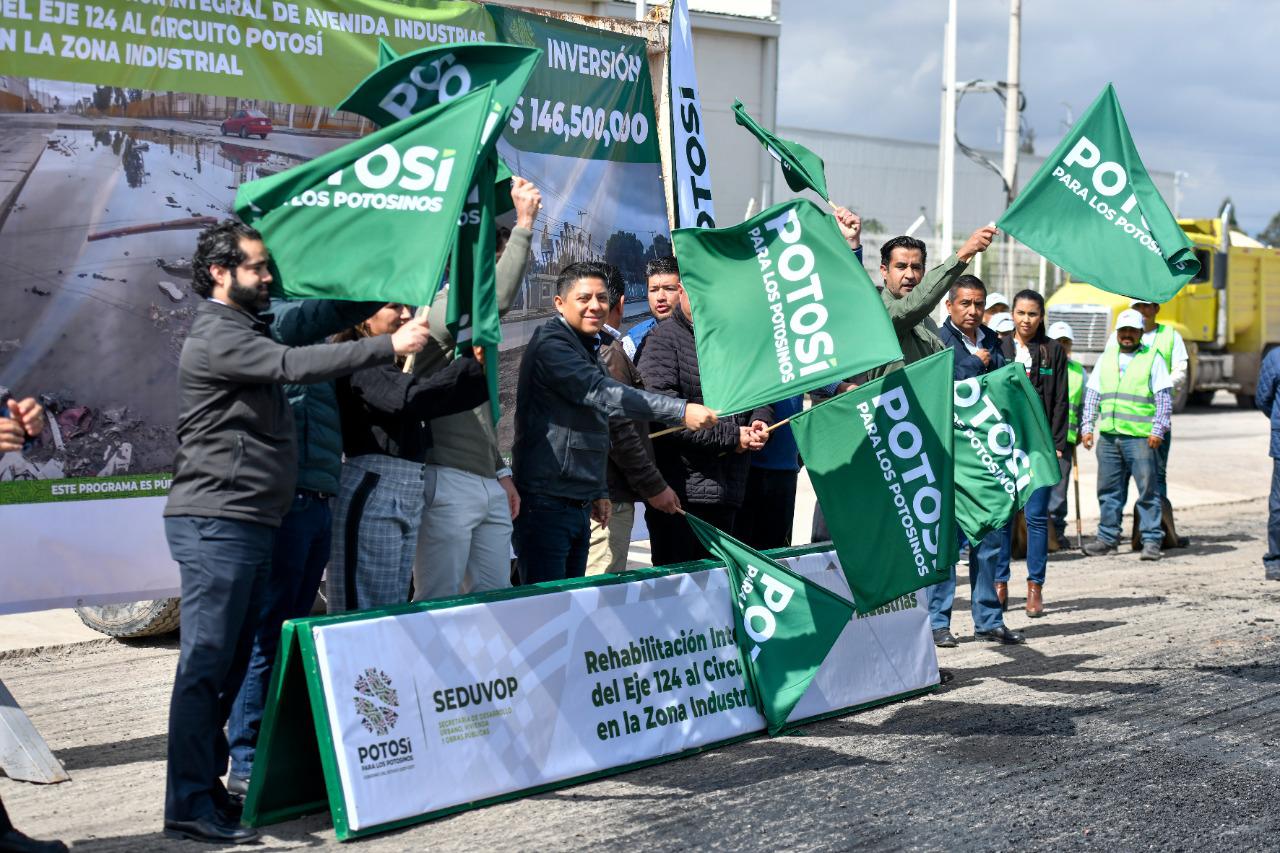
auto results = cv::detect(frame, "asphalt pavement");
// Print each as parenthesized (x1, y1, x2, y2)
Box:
(0, 397, 1276, 850)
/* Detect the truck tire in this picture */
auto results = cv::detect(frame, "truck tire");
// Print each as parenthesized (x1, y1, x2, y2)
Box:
(75, 598, 181, 638)
(1187, 390, 1216, 407)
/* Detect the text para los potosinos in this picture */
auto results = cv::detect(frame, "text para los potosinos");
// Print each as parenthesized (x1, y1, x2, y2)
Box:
(584, 626, 753, 741)
(954, 377, 1033, 500)
(0, 0, 485, 78)
(858, 384, 943, 577)
(282, 143, 456, 213)
(1049, 134, 1166, 257)
(751, 208, 837, 386)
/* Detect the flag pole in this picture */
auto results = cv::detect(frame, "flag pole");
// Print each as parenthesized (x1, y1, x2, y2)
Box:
(1072, 450, 1084, 550)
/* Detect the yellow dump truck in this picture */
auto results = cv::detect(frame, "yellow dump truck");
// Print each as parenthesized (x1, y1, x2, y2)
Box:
(1045, 213, 1280, 411)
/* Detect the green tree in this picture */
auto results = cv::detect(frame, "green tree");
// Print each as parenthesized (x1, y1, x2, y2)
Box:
(1258, 211, 1280, 247)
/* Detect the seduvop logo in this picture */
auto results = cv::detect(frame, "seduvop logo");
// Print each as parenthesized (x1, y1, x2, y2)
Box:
(351, 668, 416, 777)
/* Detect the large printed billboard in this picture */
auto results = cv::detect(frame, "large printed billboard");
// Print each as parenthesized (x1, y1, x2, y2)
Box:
(0, 0, 671, 612)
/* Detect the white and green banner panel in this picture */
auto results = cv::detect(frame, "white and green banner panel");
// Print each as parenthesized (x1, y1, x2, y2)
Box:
(243, 546, 938, 839)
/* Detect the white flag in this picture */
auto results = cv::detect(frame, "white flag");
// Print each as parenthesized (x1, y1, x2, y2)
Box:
(669, 0, 717, 229)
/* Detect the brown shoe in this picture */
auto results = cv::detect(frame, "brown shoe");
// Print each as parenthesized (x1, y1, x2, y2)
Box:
(995, 582, 1008, 611)
(1026, 581, 1044, 618)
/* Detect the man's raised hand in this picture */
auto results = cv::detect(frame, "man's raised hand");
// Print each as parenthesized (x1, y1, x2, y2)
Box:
(511, 177, 542, 230)
(958, 225, 998, 262)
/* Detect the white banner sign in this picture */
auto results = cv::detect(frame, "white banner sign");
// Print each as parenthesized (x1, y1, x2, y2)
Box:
(311, 549, 936, 832)
(669, 0, 717, 229)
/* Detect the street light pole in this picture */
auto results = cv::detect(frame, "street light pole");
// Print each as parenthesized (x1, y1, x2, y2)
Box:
(935, 0, 957, 265)
(1000, 0, 1022, 292)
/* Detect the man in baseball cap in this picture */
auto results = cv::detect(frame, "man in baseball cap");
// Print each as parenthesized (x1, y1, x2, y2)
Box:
(983, 291, 1011, 325)
(1080, 309, 1173, 560)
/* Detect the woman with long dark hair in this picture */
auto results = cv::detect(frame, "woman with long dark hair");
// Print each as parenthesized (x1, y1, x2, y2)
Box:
(327, 303, 489, 612)
(1000, 289, 1070, 617)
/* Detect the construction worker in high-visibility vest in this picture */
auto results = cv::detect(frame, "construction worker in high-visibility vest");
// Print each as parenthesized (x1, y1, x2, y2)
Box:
(1081, 310, 1174, 561)
(1047, 321, 1087, 547)
(1129, 298, 1189, 543)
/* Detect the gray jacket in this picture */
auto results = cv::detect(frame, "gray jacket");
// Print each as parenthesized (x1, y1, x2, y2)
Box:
(513, 317, 687, 501)
(164, 300, 393, 527)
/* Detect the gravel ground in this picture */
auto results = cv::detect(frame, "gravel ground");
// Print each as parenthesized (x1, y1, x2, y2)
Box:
(2, 496, 1277, 851)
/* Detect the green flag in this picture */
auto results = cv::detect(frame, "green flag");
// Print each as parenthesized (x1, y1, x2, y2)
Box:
(449, 153, 502, 423)
(732, 99, 829, 201)
(997, 84, 1199, 303)
(671, 199, 902, 414)
(790, 350, 959, 614)
(376, 38, 399, 69)
(952, 363, 1062, 544)
(685, 513, 854, 735)
(234, 84, 493, 305)
(337, 41, 541, 132)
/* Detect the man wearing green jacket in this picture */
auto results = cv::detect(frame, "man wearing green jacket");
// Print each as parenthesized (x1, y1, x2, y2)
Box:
(411, 177, 540, 601)
(864, 225, 999, 379)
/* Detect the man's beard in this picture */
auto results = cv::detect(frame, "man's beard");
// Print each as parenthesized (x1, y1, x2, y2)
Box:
(228, 279, 268, 313)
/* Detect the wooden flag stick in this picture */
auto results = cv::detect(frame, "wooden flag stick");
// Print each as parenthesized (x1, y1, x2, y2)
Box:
(649, 424, 687, 439)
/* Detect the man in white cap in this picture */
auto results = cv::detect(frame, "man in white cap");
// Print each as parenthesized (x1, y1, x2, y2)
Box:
(989, 311, 1015, 340)
(984, 292, 1011, 325)
(1047, 321, 1087, 545)
(1080, 309, 1173, 560)
(1129, 298, 1189, 543)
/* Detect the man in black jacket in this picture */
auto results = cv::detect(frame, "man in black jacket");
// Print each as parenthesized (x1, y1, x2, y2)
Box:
(513, 262, 717, 584)
(639, 286, 771, 567)
(161, 221, 430, 845)
(931, 275, 1025, 647)
(586, 265, 682, 574)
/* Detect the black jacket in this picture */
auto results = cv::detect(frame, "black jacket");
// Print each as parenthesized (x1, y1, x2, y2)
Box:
(165, 300, 393, 526)
(600, 335, 667, 503)
(638, 307, 772, 508)
(513, 317, 687, 501)
(336, 355, 488, 463)
(937, 318, 1007, 380)
(1000, 334, 1070, 454)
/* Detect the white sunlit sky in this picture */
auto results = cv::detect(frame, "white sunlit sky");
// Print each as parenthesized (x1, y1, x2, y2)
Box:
(775, 0, 1279, 237)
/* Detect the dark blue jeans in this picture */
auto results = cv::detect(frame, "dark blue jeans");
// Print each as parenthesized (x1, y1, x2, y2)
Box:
(226, 492, 332, 780)
(164, 516, 274, 822)
(1096, 433, 1162, 546)
(928, 525, 1008, 632)
(996, 485, 1050, 585)
(1265, 457, 1280, 571)
(514, 493, 592, 584)
(1156, 431, 1171, 501)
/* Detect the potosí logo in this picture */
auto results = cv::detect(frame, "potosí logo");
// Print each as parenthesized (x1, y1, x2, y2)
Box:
(1051, 134, 1164, 256)
(860, 384, 943, 576)
(284, 143, 456, 213)
(351, 668, 416, 775)
(954, 378, 1032, 498)
(733, 563, 794, 662)
(750, 209, 836, 386)
(379, 52, 474, 121)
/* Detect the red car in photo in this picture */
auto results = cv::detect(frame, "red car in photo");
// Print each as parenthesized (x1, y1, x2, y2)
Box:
(220, 109, 272, 140)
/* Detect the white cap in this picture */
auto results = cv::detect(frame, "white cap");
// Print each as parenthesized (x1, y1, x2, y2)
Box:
(1129, 298, 1158, 308)
(986, 291, 1011, 309)
(1047, 321, 1074, 341)
(990, 312, 1014, 333)
(1115, 308, 1145, 330)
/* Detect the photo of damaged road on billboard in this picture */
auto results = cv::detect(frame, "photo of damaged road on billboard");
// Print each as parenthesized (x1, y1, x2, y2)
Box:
(0, 79, 367, 492)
